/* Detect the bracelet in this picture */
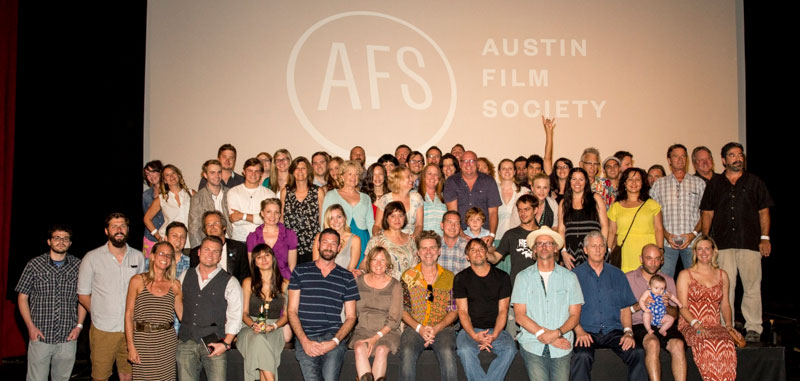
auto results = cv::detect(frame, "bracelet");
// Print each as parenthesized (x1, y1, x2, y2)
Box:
(630, 305, 636, 313)
(270, 323, 278, 329)
(376, 331, 384, 338)
(623, 327, 633, 335)
(761, 235, 770, 240)
(76, 323, 84, 329)
(534, 329, 545, 338)
(690, 319, 699, 327)
(150, 229, 158, 236)
(416, 324, 422, 333)
(331, 337, 340, 345)
(691, 231, 698, 237)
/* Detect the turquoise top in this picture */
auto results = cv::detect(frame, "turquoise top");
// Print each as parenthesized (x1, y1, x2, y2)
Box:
(320, 189, 375, 234)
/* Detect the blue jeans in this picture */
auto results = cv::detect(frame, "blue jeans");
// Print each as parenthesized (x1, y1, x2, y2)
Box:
(521, 345, 570, 381)
(399, 326, 458, 381)
(570, 330, 646, 381)
(456, 328, 516, 381)
(177, 339, 227, 381)
(27, 340, 77, 381)
(662, 246, 693, 279)
(294, 332, 347, 381)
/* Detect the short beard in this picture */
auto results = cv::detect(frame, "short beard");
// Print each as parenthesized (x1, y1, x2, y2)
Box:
(109, 234, 128, 248)
(319, 249, 338, 261)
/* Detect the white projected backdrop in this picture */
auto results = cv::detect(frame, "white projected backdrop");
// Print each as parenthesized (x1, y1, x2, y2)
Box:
(145, 0, 743, 187)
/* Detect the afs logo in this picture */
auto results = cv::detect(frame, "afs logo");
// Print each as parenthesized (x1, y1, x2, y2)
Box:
(287, 11, 456, 157)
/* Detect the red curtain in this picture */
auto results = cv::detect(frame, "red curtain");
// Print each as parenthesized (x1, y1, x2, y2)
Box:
(0, 0, 25, 359)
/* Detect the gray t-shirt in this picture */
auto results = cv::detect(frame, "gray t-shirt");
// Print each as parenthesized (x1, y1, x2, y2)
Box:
(77, 244, 144, 332)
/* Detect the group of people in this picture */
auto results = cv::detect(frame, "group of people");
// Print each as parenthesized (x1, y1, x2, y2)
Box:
(17, 117, 773, 381)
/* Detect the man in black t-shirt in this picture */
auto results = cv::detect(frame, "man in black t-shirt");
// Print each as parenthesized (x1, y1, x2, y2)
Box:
(487, 193, 539, 338)
(454, 238, 516, 381)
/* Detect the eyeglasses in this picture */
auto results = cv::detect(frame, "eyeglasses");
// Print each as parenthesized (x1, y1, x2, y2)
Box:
(205, 221, 222, 227)
(426, 284, 434, 302)
(50, 236, 71, 243)
(534, 241, 557, 248)
(461, 159, 476, 165)
(154, 251, 173, 258)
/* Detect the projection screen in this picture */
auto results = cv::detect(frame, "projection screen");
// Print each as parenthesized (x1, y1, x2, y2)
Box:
(145, 0, 744, 186)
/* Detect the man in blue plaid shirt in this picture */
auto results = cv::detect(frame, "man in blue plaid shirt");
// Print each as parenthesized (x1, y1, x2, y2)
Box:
(16, 225, 86, 381)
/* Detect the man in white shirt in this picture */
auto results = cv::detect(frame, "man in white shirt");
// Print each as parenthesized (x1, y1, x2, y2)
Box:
(77, 213, 144, 381)
(177, 236, 243, 381)
(226, 158, 276, 243)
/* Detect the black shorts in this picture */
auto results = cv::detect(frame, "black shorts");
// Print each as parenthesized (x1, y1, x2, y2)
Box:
(632, 324, 684, 348)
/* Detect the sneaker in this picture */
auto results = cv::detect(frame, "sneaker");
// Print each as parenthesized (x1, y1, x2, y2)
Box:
(745, 330, 761, 342)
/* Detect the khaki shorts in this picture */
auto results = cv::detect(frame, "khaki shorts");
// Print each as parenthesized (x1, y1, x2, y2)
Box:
(89, 325, 131, 379)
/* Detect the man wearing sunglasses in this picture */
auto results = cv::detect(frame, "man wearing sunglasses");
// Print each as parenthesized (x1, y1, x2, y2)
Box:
(398, 231, 459, 381)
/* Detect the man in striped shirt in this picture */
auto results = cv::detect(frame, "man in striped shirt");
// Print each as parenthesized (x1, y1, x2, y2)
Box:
(288, 228, 360, 381)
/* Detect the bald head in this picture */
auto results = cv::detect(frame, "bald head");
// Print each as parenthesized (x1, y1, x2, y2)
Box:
(461, 151, 478, 177)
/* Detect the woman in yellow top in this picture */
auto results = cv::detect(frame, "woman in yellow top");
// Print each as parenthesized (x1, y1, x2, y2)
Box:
(607, 167, 665, 273)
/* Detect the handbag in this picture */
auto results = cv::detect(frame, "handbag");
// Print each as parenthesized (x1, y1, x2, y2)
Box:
(608, 203, 644, 268)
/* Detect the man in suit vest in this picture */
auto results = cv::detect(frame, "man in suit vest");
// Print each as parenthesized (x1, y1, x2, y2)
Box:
(177, 236, 243, 381)
(189, 211, 250, 282)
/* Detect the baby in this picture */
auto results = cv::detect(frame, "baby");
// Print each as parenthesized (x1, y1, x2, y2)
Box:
(639, 274, 683, 335)
(463, 207, 490, 239)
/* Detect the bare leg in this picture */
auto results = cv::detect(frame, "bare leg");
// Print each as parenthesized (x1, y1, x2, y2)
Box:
(371, 345, 391, 379)
(283, 325, 293, 343)
(659, 315, 675, 336)
(666, 338, 687, 381)
(643, 311, 655, 334)
(260, 370, 275, 381)
(643, 333, 661, 381)
(354, 341, 373, 377)
(118, 374, 132, 381)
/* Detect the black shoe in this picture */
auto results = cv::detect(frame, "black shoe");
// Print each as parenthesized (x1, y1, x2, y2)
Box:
(745, 330, 761, 342)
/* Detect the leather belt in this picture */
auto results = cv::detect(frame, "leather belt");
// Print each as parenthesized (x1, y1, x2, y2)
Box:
(135, 321, 174, 332)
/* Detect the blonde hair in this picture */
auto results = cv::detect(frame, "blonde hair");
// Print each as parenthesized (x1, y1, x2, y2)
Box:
(337, 160, 364, 189)
(143, 241, 176, 284)
(465, 207, 486, 224)
(269, 149, 292, 193)
(387, 167, 411, 193)
(159, 164, 190, 200)
(323, 204, 351, 233)
(363, 246, 394, 274)
(691, 234, 720, 268)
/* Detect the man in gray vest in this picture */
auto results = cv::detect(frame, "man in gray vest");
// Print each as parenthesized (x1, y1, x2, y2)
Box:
(177, 236, 243, 381)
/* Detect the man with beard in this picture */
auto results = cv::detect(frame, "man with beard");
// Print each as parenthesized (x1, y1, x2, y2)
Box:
(426, 146, 443, 166)
(649, 144, 706, 278)
(198, 143, 245, 189)
(177, 236, 243, 381)
(189, 159, 231, 247)
(487, 194, 540, 337)
(512, 227, 582, 381)
(17, 225, 86, 381)
(396, 144, 412, 167)
(78, 213, 144, 381)
(701, 142, 773, 342)
(288, 228, 359, 381)
(626, 245, 686, 381)
(189, 211, 250, 283)
(408, 151, 425, 189)
(602, 156, 621, 199)
(454, 238, 515, 381)
(514, 156, 528, 185)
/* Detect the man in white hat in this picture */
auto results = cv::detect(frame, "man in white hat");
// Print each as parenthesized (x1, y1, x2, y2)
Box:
(511, 226, 583, 380)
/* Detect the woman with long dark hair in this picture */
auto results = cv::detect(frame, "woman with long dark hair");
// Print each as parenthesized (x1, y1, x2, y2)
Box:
(439, 153, 460, 179)
(549, 157, 573, 203)
(239, 244, 290, 381)
(363, 163, 389, 217)
(281, 157, 324, 265)
(142, 160, 164, 258)
(607, 167, 664, 272)
(364, 201, 418, 280)
(557, 167, 608, 269)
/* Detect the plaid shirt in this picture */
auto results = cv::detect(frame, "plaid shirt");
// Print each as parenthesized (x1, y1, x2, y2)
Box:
(15, 253, 81, 344)
(439, 236, 469, 275)
(144, 253, 191, 279)
(650, 174, 706, 239)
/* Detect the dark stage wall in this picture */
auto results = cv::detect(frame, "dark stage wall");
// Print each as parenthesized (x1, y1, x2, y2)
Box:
(2, 0, 794, 359)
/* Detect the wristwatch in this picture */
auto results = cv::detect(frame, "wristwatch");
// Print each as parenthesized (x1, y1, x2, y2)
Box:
(222, 341, 231, 350)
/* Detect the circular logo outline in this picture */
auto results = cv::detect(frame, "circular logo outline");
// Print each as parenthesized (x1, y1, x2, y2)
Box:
(286, 11, 457, 158)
